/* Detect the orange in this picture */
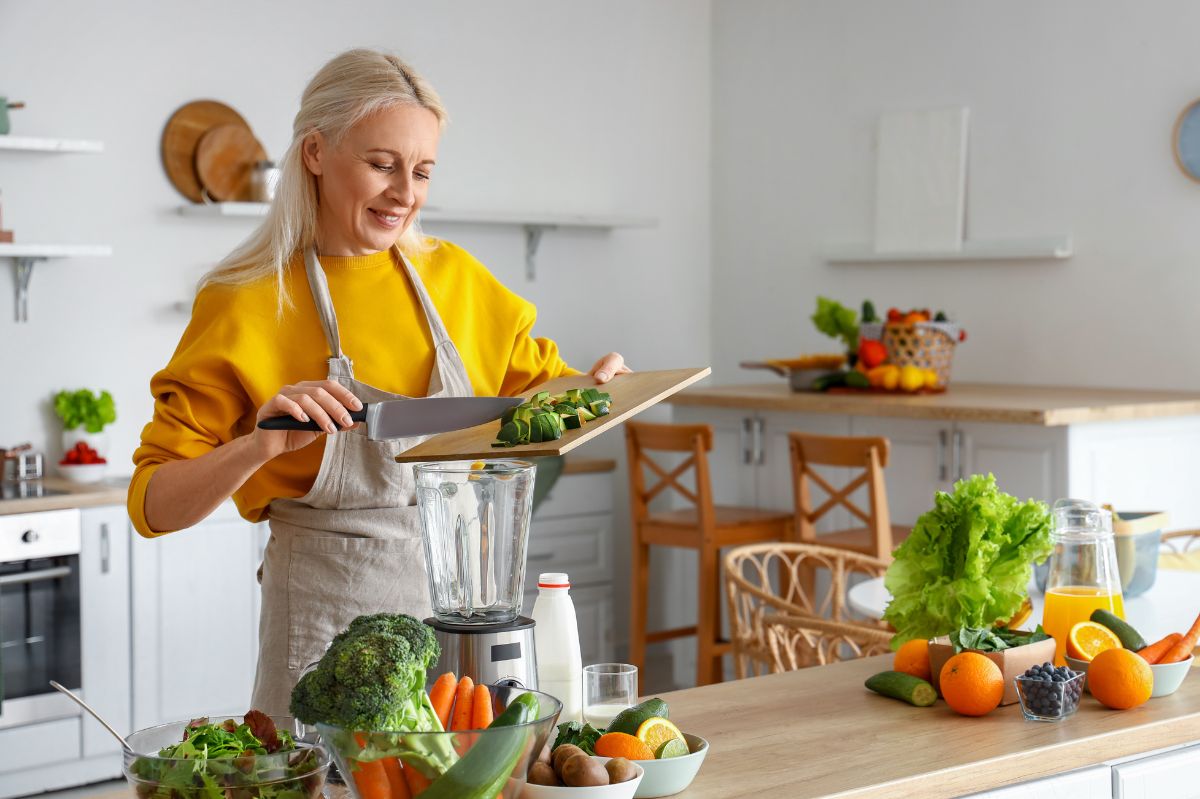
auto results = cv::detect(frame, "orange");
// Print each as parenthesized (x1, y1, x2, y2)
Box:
(893, 639, 932, 682)
(1067, 620, 1123, 662)
(1088, 648, 1153, 710)
(594, 732, 655, 761)
(939, 652, 1004, 717)
(635, 717, 685, 757)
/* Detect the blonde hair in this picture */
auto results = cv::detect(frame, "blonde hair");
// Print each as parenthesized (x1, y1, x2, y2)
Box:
(199, 49, 447, 306)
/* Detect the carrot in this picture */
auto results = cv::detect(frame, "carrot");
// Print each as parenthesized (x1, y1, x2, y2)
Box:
(1161, 610, 1200, 663)
(471, 683, 494, 729)
(350, 749, 392, 799)
(381, 758, 411, 799)
(1138, 632, 1183, 664)
(450, 676, 475, 731)
(429, 672, 458, 731)
(403, 763, 432, 796)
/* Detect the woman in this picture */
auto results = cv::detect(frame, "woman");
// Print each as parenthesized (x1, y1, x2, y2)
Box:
(129, 49, 628, 714)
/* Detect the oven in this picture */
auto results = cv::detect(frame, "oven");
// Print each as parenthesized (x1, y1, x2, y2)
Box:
(0, 509, 83, 729)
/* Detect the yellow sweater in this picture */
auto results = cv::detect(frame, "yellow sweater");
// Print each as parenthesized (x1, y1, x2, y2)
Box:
(129, 241, 576, 536)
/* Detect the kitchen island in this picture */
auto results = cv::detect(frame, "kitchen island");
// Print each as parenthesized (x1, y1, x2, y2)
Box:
(668, 382, 1200, 531)
(665, 653, 1200, 798)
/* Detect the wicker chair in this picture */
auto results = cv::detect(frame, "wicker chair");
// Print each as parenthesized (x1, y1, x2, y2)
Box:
(1161, 529, 1200, 554)
(724, 542, 890, 678)
(763, 613, 893, 671)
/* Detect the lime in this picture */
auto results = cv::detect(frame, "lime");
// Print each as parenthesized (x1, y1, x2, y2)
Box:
(655, 737, 689, 759)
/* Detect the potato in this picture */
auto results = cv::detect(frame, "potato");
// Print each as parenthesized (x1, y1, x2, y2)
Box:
(536, 743, 552, 766)
(552, 744, 586, 775)
(561, 754, 610, 787)
(527, 762, 559, 786)
(605, 757, 638, 785)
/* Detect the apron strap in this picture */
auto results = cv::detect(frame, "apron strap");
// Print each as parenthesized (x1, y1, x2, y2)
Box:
(303, 247, 347, 364)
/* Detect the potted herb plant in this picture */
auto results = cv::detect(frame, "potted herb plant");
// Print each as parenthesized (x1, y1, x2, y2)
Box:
(53, 388, 116, 457)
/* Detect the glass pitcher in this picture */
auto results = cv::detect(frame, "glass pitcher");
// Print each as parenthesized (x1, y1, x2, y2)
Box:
(1042, 499, 1125, 664)
(414, 460, 535, 625)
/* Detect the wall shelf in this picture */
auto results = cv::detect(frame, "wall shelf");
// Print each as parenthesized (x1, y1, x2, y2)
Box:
(177, 202, 657, 278)
(825, 235, 1073, 264)
(0, 244, 113, 322)
(0, 136, 104, 153)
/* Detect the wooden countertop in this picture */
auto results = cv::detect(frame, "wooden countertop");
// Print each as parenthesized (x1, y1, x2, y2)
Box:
(665, 654, 1200, 798)
(0, 476, 129, 515)
(667, 382, 1200, 426)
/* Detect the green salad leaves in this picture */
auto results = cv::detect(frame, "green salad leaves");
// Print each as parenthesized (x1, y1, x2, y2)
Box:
(950, 625, 1050, 654)
(811, 297, 859, 353)
(883, 474, 1053, 648)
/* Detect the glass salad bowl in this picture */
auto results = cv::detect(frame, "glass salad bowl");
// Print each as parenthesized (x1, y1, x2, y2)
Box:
(123, 713, 330, 799)
(317, 684, 562, 799)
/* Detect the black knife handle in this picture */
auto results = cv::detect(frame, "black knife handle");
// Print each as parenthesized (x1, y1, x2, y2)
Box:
(257, 406, 368, 431)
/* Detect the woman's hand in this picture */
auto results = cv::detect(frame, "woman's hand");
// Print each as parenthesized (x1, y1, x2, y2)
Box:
(250, 379, 363, 461)
(589, 352, 632, 384)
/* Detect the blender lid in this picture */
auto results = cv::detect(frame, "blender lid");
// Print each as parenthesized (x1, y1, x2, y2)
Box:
(425, 615, 535, 635)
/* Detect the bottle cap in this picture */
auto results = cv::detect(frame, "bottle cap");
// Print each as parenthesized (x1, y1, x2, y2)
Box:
(538, 572, 570, 588)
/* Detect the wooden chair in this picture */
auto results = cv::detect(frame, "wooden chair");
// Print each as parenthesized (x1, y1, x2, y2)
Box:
(724, 542, 890, 678)
(626, 421, 793, 687)
(763, 613, 893, 672)
(1160, 529, 1200, 573)
(788, 432, 910, 561)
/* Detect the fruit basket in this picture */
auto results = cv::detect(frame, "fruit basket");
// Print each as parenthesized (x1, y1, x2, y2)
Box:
(861, 320, 961, 387)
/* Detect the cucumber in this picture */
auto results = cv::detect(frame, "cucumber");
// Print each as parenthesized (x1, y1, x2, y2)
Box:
(420, 692, 538, 799)
(606, 697, 669, 736)
(864, 671, 937, 707)
(845, 371, 870, 389)
(811, 372, 848, 392)
(490, 388, 615, 446)
(1090, 609, 1147, 650)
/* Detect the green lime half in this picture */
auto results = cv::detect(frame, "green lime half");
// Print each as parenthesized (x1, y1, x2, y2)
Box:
(655, 738, 689, 759)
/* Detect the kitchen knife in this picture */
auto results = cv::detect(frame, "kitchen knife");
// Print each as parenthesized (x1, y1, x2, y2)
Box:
(257, 396, 523, 440)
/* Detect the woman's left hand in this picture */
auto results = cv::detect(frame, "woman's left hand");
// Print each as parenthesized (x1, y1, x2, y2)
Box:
(589, 352, 632, 384)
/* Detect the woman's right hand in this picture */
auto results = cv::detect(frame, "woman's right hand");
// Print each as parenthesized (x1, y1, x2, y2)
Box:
(250, 379, 364, 461)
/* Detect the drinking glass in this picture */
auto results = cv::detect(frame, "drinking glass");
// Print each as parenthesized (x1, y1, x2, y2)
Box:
(583, 663, 638, 728)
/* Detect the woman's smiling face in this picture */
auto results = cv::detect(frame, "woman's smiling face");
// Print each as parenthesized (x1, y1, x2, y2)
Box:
(303, 104, 440, 256)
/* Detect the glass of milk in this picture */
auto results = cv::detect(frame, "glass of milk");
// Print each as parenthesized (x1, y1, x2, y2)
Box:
(583, 663, 638, 728)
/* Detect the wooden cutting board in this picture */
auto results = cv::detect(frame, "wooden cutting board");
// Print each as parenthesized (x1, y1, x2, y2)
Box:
(195, 123, 267, 201)
(393, 367, 711, 463)
(161, 100, 252, 202)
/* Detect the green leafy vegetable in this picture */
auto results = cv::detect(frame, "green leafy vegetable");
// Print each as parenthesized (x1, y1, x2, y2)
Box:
(883, 473, 1053, 649)
(552, 721, 604, 755)
(950, 625, 1050, 654)
(53, 388, 116, 432)
(811, 297, 859, 353)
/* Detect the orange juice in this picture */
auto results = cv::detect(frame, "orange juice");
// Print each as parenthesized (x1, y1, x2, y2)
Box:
(1042, 586, 1125, 665)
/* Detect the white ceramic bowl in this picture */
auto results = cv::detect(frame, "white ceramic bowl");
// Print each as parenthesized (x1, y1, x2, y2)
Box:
(57, 462, 108, 484)
(629, 734, 708, 799)
(522, 757, 644, 799)
(1150, 654, 1194, 697)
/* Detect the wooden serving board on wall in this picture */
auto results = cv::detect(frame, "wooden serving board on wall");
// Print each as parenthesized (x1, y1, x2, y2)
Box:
(393, 367, 711, 463)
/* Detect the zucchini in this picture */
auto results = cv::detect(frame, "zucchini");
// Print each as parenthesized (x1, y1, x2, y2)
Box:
(420, 692, 538, 799)
(811, 372, 848, 392)
(1091, 609, 1147, 650)
(562, 414, 582, 430)
(844, 371, 870, 389)
(865, 671, 937, 707)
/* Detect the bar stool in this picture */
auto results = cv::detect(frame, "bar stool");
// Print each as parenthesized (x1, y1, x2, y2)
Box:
(625, 421, 793, 687)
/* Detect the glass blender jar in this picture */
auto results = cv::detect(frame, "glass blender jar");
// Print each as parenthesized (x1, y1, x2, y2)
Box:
(415, 460, 540, 688)
(1042, 499, 1125, 665)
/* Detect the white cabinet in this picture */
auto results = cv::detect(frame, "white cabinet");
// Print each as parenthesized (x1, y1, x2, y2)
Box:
(131, 502, 267, 728)
(78, 506, 131, 759)
(1112, 743, 1200, 798)
(963, 765, 1112, 798)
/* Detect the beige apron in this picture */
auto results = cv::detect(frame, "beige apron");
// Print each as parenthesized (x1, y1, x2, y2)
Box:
(251, 246, 474, 715)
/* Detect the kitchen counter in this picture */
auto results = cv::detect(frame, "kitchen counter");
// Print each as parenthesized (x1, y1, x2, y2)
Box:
(667, 382, 1200, 425)
(667, 654, 1200, 798)
(0, 476, 129, 515)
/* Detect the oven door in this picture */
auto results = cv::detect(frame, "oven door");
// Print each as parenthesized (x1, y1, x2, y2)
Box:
(0, 509, 83, 729)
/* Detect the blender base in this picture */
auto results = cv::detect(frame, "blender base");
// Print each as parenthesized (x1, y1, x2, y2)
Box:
(425, 616, 539, 690)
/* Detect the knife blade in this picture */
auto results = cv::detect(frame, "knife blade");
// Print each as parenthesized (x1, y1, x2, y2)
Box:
(257, 396, 522, 440)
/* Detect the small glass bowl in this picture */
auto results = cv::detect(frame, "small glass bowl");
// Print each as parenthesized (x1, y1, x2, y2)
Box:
(1014, 672, 1086, 722)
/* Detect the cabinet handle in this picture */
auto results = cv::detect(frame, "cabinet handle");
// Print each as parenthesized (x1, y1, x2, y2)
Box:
(0, 566, 71, 586)
(740, 418, 754, 465)
(754, 418, 766, 465)
(100, 522, 110, 574)
(937, 430, 949, 481)
(952, 429, 964, 482)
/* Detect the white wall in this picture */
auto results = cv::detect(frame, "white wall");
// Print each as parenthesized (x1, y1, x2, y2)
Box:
(711, 0, 1200, 389)
(0, 0, 712, 470)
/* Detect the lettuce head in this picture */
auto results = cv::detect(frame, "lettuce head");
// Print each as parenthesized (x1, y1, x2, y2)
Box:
(883, 473, 1052, 649)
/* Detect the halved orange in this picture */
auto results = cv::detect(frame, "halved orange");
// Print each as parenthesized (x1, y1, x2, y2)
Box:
(636, 717, 685, 758)
(1067, 620, 1123, 661)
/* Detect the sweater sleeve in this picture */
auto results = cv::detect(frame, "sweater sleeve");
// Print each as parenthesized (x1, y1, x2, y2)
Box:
(497, 296, 581, 397)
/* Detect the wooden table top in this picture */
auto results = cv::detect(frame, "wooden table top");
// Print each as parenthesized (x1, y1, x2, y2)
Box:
(662, 654, 1200, 798)
(666, 382, 1200, 426)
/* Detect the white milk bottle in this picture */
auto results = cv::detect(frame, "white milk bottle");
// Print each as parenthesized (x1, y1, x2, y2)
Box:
(531, 572, 583, 723)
